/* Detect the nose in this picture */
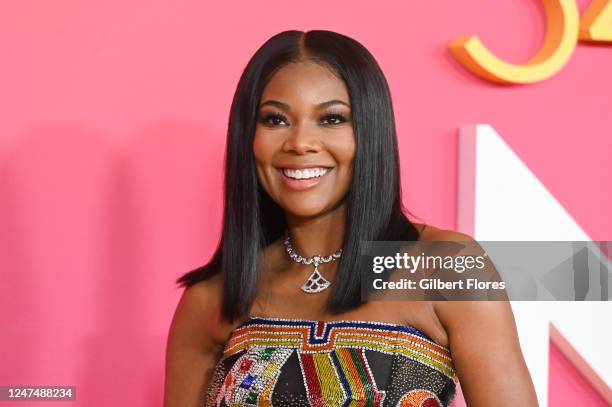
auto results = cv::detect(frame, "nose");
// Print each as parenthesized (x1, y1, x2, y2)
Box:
(282, 122, 321, 154)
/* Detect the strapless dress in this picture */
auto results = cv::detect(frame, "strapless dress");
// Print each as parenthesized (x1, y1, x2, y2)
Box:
(204, 316, 457, 406)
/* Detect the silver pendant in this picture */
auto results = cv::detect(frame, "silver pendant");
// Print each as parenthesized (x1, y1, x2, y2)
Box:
(283, 235, 342, 294)
(301, 260, 331, 293)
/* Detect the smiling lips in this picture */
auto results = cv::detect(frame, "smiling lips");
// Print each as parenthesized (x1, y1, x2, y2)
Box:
(278, 167, 332, 190)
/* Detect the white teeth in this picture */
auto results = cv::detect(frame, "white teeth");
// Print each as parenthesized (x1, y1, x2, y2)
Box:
(282, 167, 330, 180)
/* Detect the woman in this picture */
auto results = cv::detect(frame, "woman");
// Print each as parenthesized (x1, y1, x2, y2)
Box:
(164, 30, 538, 406)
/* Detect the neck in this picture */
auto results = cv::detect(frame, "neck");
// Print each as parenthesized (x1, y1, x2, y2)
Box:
(284, 202, 347, 258)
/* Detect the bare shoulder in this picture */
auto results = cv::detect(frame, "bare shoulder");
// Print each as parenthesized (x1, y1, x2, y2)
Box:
(383, 224, 479, 347)
(171, 272, 236, 347)
(413, 226, 537, 404)
(416, 223, 475, 242)
(164, 272, 235, 407)
(416, 225, 505, 325)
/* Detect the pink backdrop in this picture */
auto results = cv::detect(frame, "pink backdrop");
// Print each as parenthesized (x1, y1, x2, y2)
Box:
(0, 0, 609, 405)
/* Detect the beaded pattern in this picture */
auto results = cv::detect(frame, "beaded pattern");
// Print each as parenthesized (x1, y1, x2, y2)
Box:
(213, 346, 293, 406)
(204, 316, 456, 406)
(397, 389, 443, 407)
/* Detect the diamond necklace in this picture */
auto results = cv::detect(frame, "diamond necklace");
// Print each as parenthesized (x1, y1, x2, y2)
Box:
(282, 232, 343, 293)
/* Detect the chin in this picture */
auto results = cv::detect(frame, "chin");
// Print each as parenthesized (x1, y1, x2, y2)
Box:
(281, 203, 332, 219)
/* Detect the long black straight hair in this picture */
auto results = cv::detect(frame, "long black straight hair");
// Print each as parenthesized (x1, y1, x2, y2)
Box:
(176, 30, 422, 322)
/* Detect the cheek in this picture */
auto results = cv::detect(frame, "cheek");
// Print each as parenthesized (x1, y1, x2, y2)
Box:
(330, 133, 356, 166)
(252, 130, 282, 165)
(252, 132, 267, 164)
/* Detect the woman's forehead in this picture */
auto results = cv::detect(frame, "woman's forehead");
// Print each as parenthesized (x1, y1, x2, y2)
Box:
(261, 61, 350, 106)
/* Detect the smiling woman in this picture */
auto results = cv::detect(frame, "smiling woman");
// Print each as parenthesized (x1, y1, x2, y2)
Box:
(253, 61, 356, 222)
(163, 30, 538, 407)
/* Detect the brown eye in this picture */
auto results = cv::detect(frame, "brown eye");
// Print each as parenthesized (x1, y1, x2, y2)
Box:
(321, 113, 348, 125)
(259, 113, 289, 127)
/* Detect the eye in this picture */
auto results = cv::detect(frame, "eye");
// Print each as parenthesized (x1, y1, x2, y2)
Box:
(321, 113, 348, 126)
(259, 113, 289, 127)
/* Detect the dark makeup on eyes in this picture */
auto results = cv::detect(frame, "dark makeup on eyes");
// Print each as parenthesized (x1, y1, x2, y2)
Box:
(257, 99, 352, 127)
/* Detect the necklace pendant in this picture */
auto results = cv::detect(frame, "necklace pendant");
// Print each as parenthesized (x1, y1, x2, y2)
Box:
(283, 233, 341, 294)
(301, 264, 331, 293)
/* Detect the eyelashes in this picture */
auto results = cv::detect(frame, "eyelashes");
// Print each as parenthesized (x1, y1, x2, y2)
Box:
(258, 112, 350, 127)
(321, 113, 349, 126)
(259, 113, 289, 127)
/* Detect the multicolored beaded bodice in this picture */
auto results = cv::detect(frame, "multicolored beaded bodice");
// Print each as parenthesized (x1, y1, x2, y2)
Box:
(204, 316, 457, 406)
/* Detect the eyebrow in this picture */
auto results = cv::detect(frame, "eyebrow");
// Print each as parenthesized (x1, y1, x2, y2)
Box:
(259, 99, 350, 110)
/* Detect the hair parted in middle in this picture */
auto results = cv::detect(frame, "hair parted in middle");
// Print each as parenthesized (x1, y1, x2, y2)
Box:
(176, 29, 422, 322)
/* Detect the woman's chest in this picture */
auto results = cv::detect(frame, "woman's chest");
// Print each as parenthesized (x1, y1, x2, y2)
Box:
(205, 317, 456, 407)
(246, 296, 448, 348)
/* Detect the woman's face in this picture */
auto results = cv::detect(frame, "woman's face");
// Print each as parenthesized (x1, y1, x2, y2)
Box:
(253, 61, 356, 219)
